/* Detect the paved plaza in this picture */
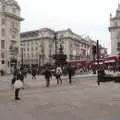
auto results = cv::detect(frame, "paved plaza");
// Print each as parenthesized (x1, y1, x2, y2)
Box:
(0, 74, 120, 120)
(0, 73, 97, 91)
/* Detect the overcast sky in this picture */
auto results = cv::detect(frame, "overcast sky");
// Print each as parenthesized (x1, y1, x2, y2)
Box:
(17, 0, 119, 54)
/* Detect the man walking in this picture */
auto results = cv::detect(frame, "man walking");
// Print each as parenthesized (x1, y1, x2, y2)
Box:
(67, 64, 74, 84)
(44, 67, 52, 87)
(97, 67, 105, 86)
(32, 68, 36, 79)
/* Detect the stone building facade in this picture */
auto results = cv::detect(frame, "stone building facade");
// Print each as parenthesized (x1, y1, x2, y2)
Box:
(20, 28, 101, 66)
(20, 28, 55, 66)
(0, 0, 23, 73)
(109, 4, 120, 55)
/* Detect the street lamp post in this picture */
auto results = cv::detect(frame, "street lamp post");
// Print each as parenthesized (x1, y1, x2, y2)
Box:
(21, 46, 24, 67)
(92, 45, 96, 74)
(54, 32, 57, 55)
(96, 40, 100, 86)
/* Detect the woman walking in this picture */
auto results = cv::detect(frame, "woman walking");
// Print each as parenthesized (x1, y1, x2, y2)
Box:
(11, 72, 24, 100)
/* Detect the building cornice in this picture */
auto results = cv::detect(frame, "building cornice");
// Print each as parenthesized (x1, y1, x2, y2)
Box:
(111, 17, 120, 20)
(21, 33, 90, 46)
(3, 12, 24, 21)
(108, 26, 120, 31)
(21, 37, 53, 42)
(21, 28, 97, 47)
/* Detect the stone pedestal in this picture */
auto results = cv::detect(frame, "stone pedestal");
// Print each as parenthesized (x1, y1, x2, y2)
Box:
(53, 44, 67, 66)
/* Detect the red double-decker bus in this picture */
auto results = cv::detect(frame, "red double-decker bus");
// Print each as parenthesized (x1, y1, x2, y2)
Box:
(68, 59, 95, 71)
(103, 55, 120, 71)
(68, 55, 120, 71)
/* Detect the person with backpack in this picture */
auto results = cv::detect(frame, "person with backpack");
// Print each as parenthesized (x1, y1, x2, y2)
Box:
(56, 66, 62, 85)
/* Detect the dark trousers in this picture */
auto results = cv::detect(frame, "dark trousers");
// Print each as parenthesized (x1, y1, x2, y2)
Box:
(97, 73, 102, 86)
(56, 75, 62, 85)
(46, 77, 50, 87)
(32, 75, 36, 79)
(69, 74, 72, 84)
(15, 88, 20, 99)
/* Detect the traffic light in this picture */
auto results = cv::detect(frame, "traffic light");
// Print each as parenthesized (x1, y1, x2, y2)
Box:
(92, 45, 96, 55)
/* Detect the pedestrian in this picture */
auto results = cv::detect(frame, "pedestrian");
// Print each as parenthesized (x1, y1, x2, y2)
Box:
(97, 67, 105, 86)
(56, 66, 62, 85)
(44, 67, 52, 87)
(21, 67, 27, 78)
(67, 64, 74, 84)
(11, 73, 24, 100)
(32, 68, 36, 79)
(18, 71, 24, 84)
(13, 67, 19, 78)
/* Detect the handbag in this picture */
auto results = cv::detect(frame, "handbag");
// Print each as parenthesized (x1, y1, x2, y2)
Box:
(14, 80, 24, 89)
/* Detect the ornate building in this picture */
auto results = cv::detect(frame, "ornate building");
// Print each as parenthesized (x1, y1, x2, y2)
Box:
(109, 4, 120, 55)
(0, 0, 23, 73)
(20, 28, 55, 66)
(20, 28, 102, 66)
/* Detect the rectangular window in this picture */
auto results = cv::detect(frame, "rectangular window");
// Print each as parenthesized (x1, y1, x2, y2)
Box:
(1, 19, 5, 25)
(1, 28, 5, 36)
(12, 8, 16, 13)
(1, 40, 5, 49)
(2, 6, 6, 11)
(27, 53, 29, 58)
(12, 33, 16, 39)
(117, 42, 120, 48)
(32, 53, 33, 57)
(11, 21, 15, 28)
(1, 53, 5, 58)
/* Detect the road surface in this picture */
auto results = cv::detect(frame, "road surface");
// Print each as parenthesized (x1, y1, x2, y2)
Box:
(0, 75, 120, 120)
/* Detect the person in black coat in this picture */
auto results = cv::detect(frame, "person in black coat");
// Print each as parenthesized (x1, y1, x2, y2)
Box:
(32, 68, 36, 79)
(44, 67, 52, 87)
(67, 64, 74, 84)
(97, 67, 105, 86)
